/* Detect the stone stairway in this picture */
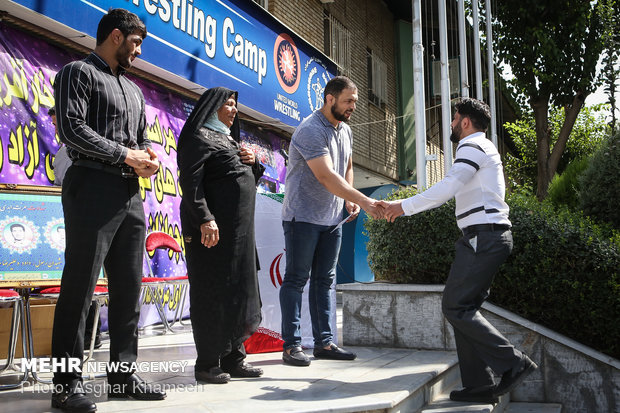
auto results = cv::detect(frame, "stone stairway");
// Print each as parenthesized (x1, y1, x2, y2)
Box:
(412, 365, 563, 413)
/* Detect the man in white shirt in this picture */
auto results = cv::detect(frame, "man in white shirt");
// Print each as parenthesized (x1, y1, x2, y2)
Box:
(381, 98, 537, 403)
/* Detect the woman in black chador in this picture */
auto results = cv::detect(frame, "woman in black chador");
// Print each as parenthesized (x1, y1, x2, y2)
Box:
(178, 87, 264, 384)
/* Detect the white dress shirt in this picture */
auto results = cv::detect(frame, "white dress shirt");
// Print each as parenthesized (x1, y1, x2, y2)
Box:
(401, 132, 511, 229)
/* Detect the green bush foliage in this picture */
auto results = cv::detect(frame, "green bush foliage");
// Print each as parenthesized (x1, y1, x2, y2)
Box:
(547, 157, 590, 211)
(365, 187, 460, 284)
(365, 189, 620, 358)
(579, 131, 620, 229)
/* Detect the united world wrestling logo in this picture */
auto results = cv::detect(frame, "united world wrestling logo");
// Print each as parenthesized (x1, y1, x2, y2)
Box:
(269, 251, 285, 288)
(274, 33, 301, 94)
(304, 57, 332, 111)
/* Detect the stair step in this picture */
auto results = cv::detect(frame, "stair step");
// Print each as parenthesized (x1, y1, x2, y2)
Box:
(504, 402, 562, 413)
(418, 393, 509, 413)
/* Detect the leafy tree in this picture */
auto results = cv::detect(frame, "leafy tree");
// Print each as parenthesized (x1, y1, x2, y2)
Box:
(598, 0, 620, 132)
(493, 0, 606, 200)
(503, 105, 608, 192)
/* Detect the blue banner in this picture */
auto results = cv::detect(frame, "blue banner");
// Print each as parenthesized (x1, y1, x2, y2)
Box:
(10, 0, 336, 127)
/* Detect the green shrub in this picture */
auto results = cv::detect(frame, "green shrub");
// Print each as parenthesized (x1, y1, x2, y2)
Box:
(547, 157, 590, 211)
(364, 187, 460, 284)
(365, 189, 620, 358)
(579, 131, 620, 229)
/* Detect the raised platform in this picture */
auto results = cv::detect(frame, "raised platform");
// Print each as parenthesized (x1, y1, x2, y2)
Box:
(0, 330, 464, 413)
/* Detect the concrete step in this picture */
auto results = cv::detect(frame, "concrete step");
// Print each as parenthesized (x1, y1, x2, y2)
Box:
(392, 362, 461, 412)
(504, 402, 562, 413)
(417, 391, 509, 413)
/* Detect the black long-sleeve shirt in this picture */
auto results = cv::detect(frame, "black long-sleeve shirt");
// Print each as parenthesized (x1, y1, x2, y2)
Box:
(53, 52, 149, 165)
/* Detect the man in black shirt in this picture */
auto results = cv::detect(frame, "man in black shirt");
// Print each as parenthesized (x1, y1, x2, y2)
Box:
(52, 9, 163, 412)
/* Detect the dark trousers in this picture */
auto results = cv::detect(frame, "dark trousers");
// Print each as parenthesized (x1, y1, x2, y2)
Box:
(442, 228, 521, 387)
(52, 166, 145, 388)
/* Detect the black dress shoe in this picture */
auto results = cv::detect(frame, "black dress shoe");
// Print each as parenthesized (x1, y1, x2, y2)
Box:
(108, 373, 166, 400)
(52, 388, 97, 413)
(282, 346, 311, 366)
(450, 385, 498, 403)
(313, 343, 357, 360)
(222, 362, 263, 378)
(195, 367, 231, 384)
(494, 354, 538, 396)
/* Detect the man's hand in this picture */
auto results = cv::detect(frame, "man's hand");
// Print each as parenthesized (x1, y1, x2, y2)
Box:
(359, 198, 385, 219)
(345, 201, 361, 222)
(239, 147, 255, 165)
(200, 220, 219, 248)
(378, 200, 405, 223)
(125, 148, 160, 178)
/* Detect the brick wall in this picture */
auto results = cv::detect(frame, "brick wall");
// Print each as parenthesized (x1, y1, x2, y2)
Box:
(269, 0, 399, 181)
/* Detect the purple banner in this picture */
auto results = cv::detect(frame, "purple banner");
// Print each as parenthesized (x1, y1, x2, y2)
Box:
(0, 22, 189, 279)
(0, 23, 290, 286)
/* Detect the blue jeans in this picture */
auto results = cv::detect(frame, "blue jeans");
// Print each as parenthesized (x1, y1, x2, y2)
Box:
(279, 220, 342, 349)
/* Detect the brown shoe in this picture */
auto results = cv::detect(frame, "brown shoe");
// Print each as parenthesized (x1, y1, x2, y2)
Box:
(195, 367, 230, 384)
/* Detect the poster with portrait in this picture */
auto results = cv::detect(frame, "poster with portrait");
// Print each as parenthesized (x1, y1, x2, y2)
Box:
(0, 191, 65, 281)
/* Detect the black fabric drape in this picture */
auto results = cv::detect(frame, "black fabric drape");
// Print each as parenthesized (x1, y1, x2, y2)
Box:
(178, 88, 263, 370)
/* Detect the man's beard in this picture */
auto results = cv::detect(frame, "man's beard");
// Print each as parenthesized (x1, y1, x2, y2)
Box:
(331, 102, 351, 122)
(450, 131, 460, 143)
(450, 120, 462, 143)
(116, 45, 133, 70)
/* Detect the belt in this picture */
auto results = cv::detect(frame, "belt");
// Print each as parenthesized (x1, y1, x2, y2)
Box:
(462, 223, 511, 235)
(73, 159, 138, 178)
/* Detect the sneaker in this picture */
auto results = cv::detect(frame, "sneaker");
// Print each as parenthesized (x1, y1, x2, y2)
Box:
(450, 385, 498, 403)
(282, 346, 311, 366)
(494, 354, 538, 396)
(313, 343, 356, 360)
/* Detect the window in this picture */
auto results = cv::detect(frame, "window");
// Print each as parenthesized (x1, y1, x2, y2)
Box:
(430, 58, 460, 97)
(367, 49, 388, 107)
(324, 12, 351, 75)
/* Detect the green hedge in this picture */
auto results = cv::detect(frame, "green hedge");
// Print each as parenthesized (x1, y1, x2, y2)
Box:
(365, 189, 620, 358)
(547, 157, 590, 211)
(579, 131, 620, 229)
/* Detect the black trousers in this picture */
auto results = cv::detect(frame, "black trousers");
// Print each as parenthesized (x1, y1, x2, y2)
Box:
(442, 228, 521, 388)
(52, 166, 145, 388)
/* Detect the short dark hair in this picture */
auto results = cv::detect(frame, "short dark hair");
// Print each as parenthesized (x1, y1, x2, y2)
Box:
(454, 98, 491, 132)
(10, 223, 25, 231)
(323, 76, 357, 101)
(48, 107, 55, 116)
(96, 8, 147, 45)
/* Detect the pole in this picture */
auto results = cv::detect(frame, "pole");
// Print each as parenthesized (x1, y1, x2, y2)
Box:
(438, 0, 453, 171)
(457, 0, 469, 98)
(485, 0, 498, 147)
(472, 0, 483, 100)
(412, 0, 427, 190)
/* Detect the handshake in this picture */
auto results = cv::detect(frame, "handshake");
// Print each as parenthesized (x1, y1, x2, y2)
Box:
(346, 198, 405, 223)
